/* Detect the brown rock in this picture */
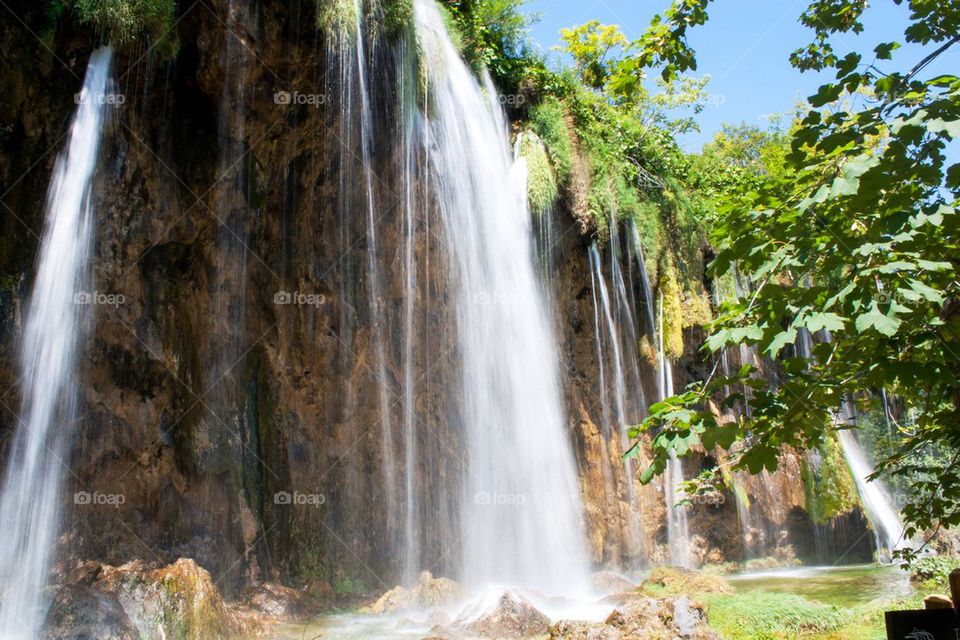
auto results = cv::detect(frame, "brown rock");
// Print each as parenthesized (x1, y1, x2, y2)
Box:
(462, 591, 551, 638)
(41, 584, 139, 640)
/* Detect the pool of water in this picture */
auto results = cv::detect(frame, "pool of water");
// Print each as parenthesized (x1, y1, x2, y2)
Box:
(727, 563, 914, 607)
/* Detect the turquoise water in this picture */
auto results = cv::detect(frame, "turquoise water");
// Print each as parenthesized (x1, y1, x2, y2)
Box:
(727, 564, 914, 607)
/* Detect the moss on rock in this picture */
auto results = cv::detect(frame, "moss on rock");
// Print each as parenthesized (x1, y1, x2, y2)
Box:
(801, 433, 860, 524)
(519, 131, 558, 214)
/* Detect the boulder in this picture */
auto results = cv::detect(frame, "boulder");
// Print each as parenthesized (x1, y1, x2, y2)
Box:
(93, 558, 235, 639)
(605, 594, 718, 640)
(41, 584, 139, 640)
(462, 591, 551, 638)
(242, 582, 309, 620)
(366, 571, 463, 614)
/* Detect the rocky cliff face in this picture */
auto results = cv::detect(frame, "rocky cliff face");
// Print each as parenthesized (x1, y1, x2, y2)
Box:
(0, 0, 873, 599)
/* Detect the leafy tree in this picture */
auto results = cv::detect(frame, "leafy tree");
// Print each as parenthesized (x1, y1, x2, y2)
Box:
(630, 0, 960, 557)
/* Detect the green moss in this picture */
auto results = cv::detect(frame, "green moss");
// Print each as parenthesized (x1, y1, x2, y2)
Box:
(660, 264, 685, 359)
(802, 433, 860, 524)
(519, 131, 558, 214)
(380, 0, 414, 36)
(529, 96, 574, 186)
(317, 0, 358, 40)
(50, 0, 178, 55)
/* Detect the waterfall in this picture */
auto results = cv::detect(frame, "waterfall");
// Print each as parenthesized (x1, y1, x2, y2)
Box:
(836, 430, 907, 561)
(798, 329, 908, 561)
(628, 223, 691, 566)
(413, 0, 590, 594)
(587, 244, 644, 556)
(0, 47, 112, 638)
(658, 293, 691, 567)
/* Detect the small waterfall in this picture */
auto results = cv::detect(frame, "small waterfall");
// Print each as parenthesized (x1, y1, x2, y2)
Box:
(628, 223, 690, 566)
(797, 328, 907, 561)
(0, 47, 112, 638)
(327, 0, 401, 565)
(836, 430, 907, 561)
(414, 0, 590, 594)
(658, 293, 691, 567)
(587, 244, 644, 556)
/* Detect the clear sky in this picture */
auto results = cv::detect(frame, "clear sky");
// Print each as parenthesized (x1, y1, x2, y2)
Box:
(523, 0, 959, 152)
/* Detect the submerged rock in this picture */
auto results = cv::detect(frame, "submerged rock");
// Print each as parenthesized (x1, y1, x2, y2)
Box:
(461, 591, 551, 638)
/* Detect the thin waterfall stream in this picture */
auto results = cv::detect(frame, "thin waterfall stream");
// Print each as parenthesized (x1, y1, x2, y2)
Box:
(0, 47, 112, 638)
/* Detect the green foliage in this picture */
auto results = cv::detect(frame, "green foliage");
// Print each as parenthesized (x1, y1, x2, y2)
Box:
(519, 131, 558, 213)
(801, 433, 859, 524)
(909, 554, 960, 592)
(49, 0, 177, 53)
(317, 0, 358, 39)
(628, 0, 960, 556)
(704, 592, 845, 639)
(528, 97, 573, 186)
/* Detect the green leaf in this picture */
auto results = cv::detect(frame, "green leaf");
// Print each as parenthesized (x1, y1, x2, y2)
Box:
(855, 302, 901, 336)
(805, 312, 845, 333)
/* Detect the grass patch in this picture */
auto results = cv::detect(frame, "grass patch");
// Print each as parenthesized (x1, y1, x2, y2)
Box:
(705, 592, 844, 639)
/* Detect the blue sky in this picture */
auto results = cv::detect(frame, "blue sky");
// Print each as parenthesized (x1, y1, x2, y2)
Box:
(523, 0, 959, 151)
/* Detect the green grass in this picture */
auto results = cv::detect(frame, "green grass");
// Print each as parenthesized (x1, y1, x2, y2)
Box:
(50, 0, 177, 54)
(705, 592, 845, 639)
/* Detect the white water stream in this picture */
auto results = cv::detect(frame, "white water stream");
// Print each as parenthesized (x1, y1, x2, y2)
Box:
(414, 0, 590, 595)
(0, 47, 112, 638)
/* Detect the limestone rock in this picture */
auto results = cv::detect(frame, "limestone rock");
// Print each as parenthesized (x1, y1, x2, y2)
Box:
(461, 591, 550, 639)
(241, 582, 309, 620)
(549, 619, 622, 640)
(367, 571, 464, 614)
(93, 558, 235, 639)
(41, 584, 139, 640)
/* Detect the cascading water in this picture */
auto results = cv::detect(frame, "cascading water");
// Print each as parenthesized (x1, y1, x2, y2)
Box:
(587, 243, 644, 556)
(836, 430, 907, 561)
(797, 328, 908, 561)
(628, 223, 691, 566)
(413, 0, 590, 594)
(0, 47, 112, 638)
(658, 293, 691, 567)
